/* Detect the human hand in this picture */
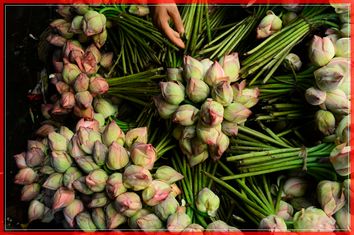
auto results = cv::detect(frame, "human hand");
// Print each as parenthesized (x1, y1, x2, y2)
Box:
(151, 4, 185, 49)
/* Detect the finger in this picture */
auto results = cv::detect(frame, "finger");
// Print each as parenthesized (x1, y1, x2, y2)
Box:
(161, 21, 185, 48)
(168, 7, 185, 34)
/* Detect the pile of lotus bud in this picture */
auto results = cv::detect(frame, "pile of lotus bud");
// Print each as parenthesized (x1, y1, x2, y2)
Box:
(13, 120, 232, 231)
(45, 5, 114, 119)
(154, 54, 259, 166)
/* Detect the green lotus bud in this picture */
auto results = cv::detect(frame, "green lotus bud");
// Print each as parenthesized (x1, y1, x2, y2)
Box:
(91, 141, 107, 166)
(142, 180, 171, 206)
(154, 194, 179, 221)
(63, 167, 82, 190)
(82, 10, 106, 36)
(206, 220, 240, 231)
(76, 212, 96, 232)
(277, 200, 294, 220)
(68, 135, 85, 158)
(283, 53, 302, 71)
(56, 6, 72, 19)
(191, 136, 208, 155)
(200, 58, 213, 78)
(232, 86, 260, 109)
(309, 35, 335, 67)
(63, 199, 84, 227)
(259, 215, 287, 232)
(327, 57, 350, 96)
(125, 127, 148, 149)
(184, 223, 205, 232)
(48, 132, 68, 152)
(325, 89, 349, 115)
(28, 200, 45, 222)
(128, 4, 149, 16)
(43, 173, 63, 190)
(283, 177, 308, 198)
(105, 203, 126, 229)
(167, 208, 192, 232)
(257, 11, 282, 39)
(208, 131, 230, 161)
(314, 66, 344, 92)
(73, 176, 94, 195)
(221, 121, 238, 137)
(40, 165, 55, 175)
(153, 95, 179, 119)
(172, 104, 199, 126)
(89, 192, 108, 208)
(315, 110, 336, 136)
(188, 150, 209, 167)
(178, 126, 196, 155)
(335, 38, 350, 58)
(336, 115, 349, 144)
(59, 126, 74, 142)
(100, 52, 113, 69)
(183, 55, 203, 80)
(25, 148, 45, 167)
(102, 120, 125, 146)
(93, 113, 105, 127)
(293, 207, 336, 231)
(123, 165, 152, 191)
(51, 151, 72, 173)
(305, 87, 326, 105)
(62, 61, 81, 85)
(91, 208, 106, 229)
(289, 197, 313, 211)
(196, 122, 221, 145)
(75, 91, 93, 109)
(282, 12, 297, 25)
(74, 155, 99, 174)
(186, 78, 210, 103)
(93, 98, 117, 119)
(107, 141, 129, 170)
(154, 165, 184, 184)
(224, 102, 252, 124)
(160, 81, 185, 105)
(341, 23, 350, 37)
(52, 187, 75, 210)
(106, 173, 127, 198)
(69, 15, 83, 34)
(72, 4, 90, 15)
(317, 180, 346, 216)
(204, 61, 226, 86)
(196, 188, 220, 217)
(89, 75, 109, 95)
(86, 169, 108, 192)
(21, 183, 40, 201)
(137, 213, 163, 231)
(211, 81, 233, 106)
(334, 204, 350, 230)
(50, 19, 73, 38)
(219, 53, 240, 82)
(200, 99, 224, 127)
(166, 67, 183, 82)
(115, 192, 142, 217)
(92, 29, 107, 48)
(130, 142, 157, 168)
(128, 209, 151, 229)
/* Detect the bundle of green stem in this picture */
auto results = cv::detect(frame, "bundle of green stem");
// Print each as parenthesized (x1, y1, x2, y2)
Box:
(107, 68, 164, 106)
(240, 6, 338, 85)
(149, 127, 176, 159)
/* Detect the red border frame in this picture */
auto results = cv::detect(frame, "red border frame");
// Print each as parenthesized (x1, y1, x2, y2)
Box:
(0, 0, 353, 235)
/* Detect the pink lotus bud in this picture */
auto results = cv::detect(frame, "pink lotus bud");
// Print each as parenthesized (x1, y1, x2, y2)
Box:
(28, 200, 45, 222)
(47, 34, 67, 47)
(221, 121, 238, 137)
(51, 101, 71, 116)
(208, 131, 230, 161)
(14, 152, 27, 169)
(293, 207, 336, 231)
(73, 105, 94, 119)
(75, 118, 99, 132)
(70, 16, 83, 34)
(55, 81, 70, 95)
(130, 143, 157, 170)
(330, 144, 351, 176)
(154, 166, 184, 184)
(200, 99, 224, 127)
(62, 61, 81, 85)
(183, 56, 204, 80)
(184, 224, 205, 232)
(43, 172, 63, 190)
(63, 199, 84, 227)
(125, 127, 148, 149)
(52, 187, 75, 210)
(154, 194, 179, 221)
(21, 183, 40, 201)
(89, 192, 108, 208)
(75, 91, 93, 109)
(60, 92, 75, 109)
(160, 81, 185, 105)
(315, 110, 335, 136)
(153, 95, 179, 119)
(314, 66, 344, 92)
(82, 10, 106, 36)
(50, 19, 73, 38)
(142, 180, 171, 206)
(173, 104, 199, 126)
(41, 104, 53, 120)
(82, 51, 99, 75)
(129, 5, 150, 16)
(74, 155, 99, 174)
(63, 167, 82, 190)
(105, 203, 126, 229)
(63, 40, 84, 59)
(196, 122, 221, 145)
(259, 215, 287, 232)
(325, 89, 349, 115)
(219, 53, 240, 82)
(100, 52, 113, 69)
(257, 11, 282, 39)
(51, 151, 72, 173)
(123, 165, 152, 191)
(106, 173, 127, 198)
(76, 212, 97, 232)
(89, 75, 109, 95)
(305, 87, 326, 105)
(28, 140, 46, 152)
(232, 86, 260, 109)
(211, 81, 233, 106)
(277, 200, 294, 220)
(91, 208, 106, 229)
(93, 98, 117, 119)
(15, 168, 37, 185)
(204, 61, 226, 86)
(73, 176, 94, 195)
(86, 169, 108, 192)
(115, 192, 142, 217)
(92, 141, 107, 166)
(309, 36, 335, 67)
(68, 135, 85, 158)
(107, 141, 129, 170)
(137, 213, 163, 231)
(167, 209, 192, 232)
(102, 120, 125, 146)
(283, 177, 308, 198)
(128, 209, 151, 229)
(224, 102, 252, 124)
(35, 124, 56, 137)
(77, 127, 102, 154)
(186, 78, 210, 103)
(317, 180, 345, 216)
(56, 6, 72, 19)
(74, 73, 89, 92)
(92, 29, 108, 48)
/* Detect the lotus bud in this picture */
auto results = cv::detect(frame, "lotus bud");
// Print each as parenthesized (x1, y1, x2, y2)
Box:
(154, 194, 179, 221)
(59, 92, 75, 109)
(209, 131, 230, 161)
(69, 15, 83, 34)
(283, 177, 308, 198)
(82, 52, 99, 75)
(340, 24, 350, 37)
(221, 121, 238, 137)
(178, 126, 195, 155)
(315, 110, 335, 136)
(75, 118, 99, 132)
(75, 155, 100, 174)
(63, 199, 84, 227)
(68, 136, 85, 158)
(327, 58, 349, 96)
(63, 167, 82, 190)
(343, 179, 352, 202)
(47, 34, 67, 47)
(212, 80, 234, 107)
(128, 4, 150, 16)
(15, 168, 37, 185)
(188, 151, 209, 167)
(91, 208, 106, 229)
(191, 137, 208, 155)
(91, 141, 107, 166)
(102, 120, 125, 146)
(92, 114, 104, 128)
(330, 3, 350, 14)
(186, 78, 210, 103)
(91, 28, 107, 48)
(72, 4, 90, 15)
(25, 148, 44, 167)
(97, 53, 113, 70)
(76, 212, 96, 232)
(183, 55, 203, 80)
(41, 104, 53, 120)
(314, 67, 344, 92)
(293, 207, 336, 231)
(336, 115, 350, 144)
(259, 215, 287, 232)
(282, 12, 297, 25)
(62, 61, 81, 85)
(183, 224, 204, 232)
(36, 124, 56, 137)
(257, 11, 282, 39)
(114, 192, 142, 217)
(206, 220, 240, 231)
(86, 169, 108, 192)
(204, 61, 226, 86)
(325, 89, 349, 115)
(14, 152, 27, 169)
(107, 142, 129, 170)
(82, 10, 106, 36)
(56, 6, 72, 19)
(195, 188, 220, 217)
(73, 177, 94, 195)
(335, 38, 350, 58)
(233, 88, 260, 109)
(51, 103, 71, 116)
(137, 213, 163, 231)
(196, 122, 220, 145)
(130, 143, 156, 170)
(173, 104, 199, 126)
(167, 209, 192, 232)
(50, 19, 73, 39)
(52, 187, 75, 210)
(40, 165, 55, 175)
(200, 58, 213, 78)
(28, 200, 45, 222)
(283, 4, 303, 12)
(142, 180, 171, 206)
(224, 102, 252, 124)
(89, 75, 109, 95)
(309, 36, 335, 67)
(106, 173, 126, 198)
(93, 98, 117, 119)
(200, 99, 224, 127)
(89, 192, 108, 208)
(317, 180, 346, 215)
(75, 91, 93, 109)
(153, 95, 179, 119)
(289, 197, 313, 211)
(123, 165, 152, 191)
(169, 184, 181, 197)
(166, 67, 183, 82)
(77, 127, 102, 154)
(125, 127, 148, 149)
(43, 173, 63, 190)
(128, 209, 151, 229)
(105, 203, 126, 229)
(334, 205, 350, 230)
(283, 53, 302, 71)
(48, 132, 68, 152)
(277, 200, 294, 220)
(305, 87, 326, 105)
(73, 73, 89, 93)
(63, 40, 84, 59)
(154, 165, 184, 184)
(28, 140, 46, 152)
(160, 81, 185, 105)
(21, 183, 40, 201)
(219, 53, 240, 82)
(51, 151, 72, 173)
